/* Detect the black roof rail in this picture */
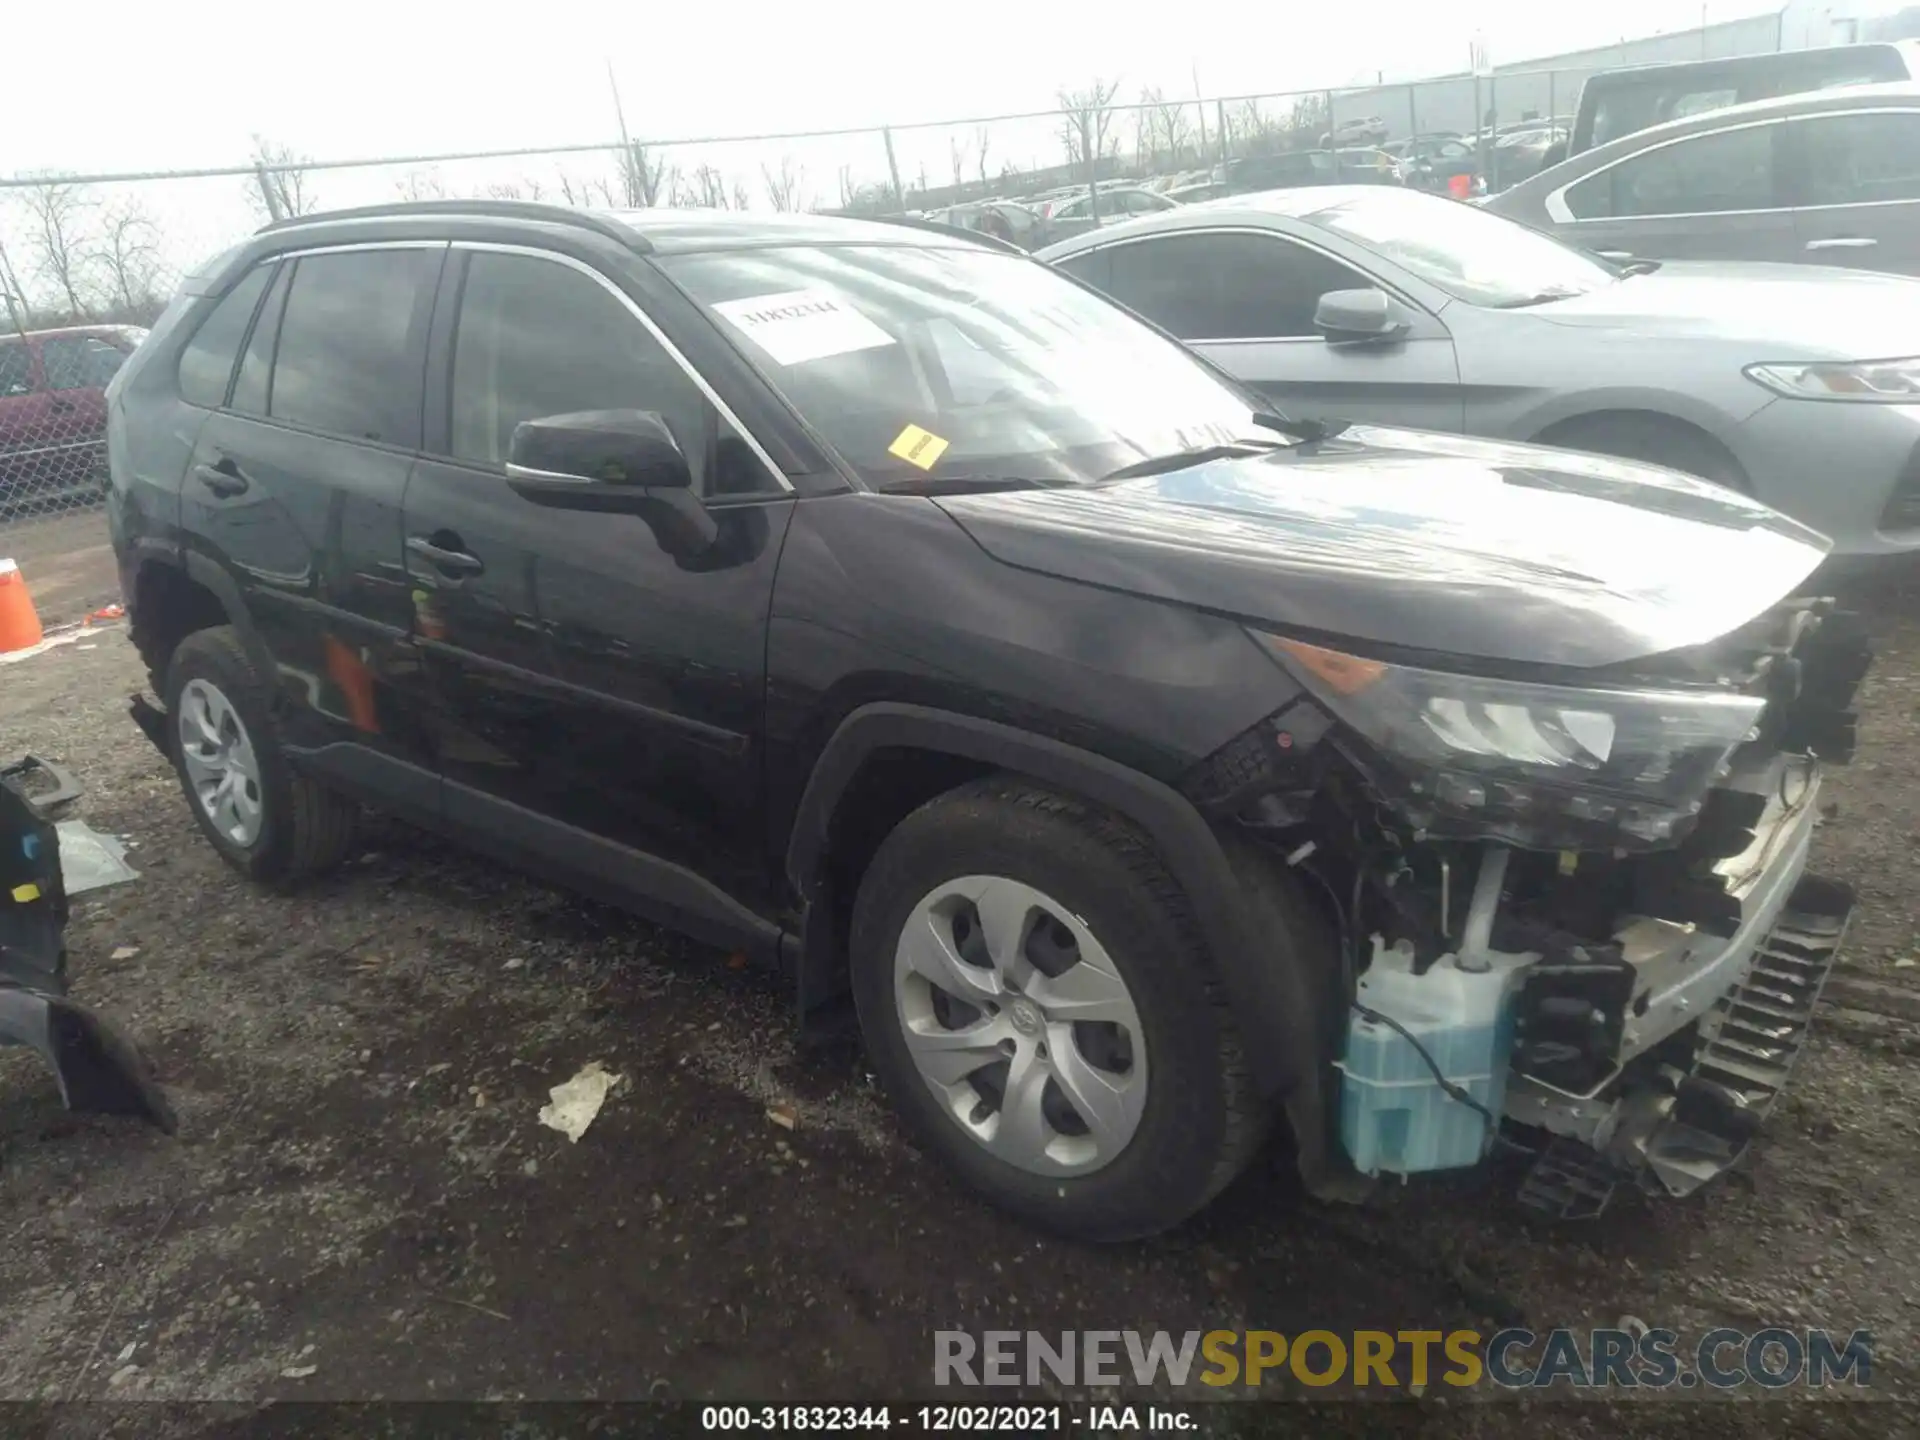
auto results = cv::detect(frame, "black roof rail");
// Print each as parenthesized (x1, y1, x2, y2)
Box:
(865, 213, 1027, 256)
(258, 199, 650, 252)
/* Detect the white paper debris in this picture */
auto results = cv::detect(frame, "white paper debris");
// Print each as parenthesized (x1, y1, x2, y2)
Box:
(538, 1061, 622, 1143)
(280, 1364, 318, 1379)
(111, 946, 140, 961)
(710, 289, 897, 367)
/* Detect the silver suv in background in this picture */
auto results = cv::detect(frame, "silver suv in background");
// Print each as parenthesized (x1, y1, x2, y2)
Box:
(1488, 83, 1920, 275)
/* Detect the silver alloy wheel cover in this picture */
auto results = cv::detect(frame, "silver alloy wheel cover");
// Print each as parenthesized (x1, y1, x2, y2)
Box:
(177, 677, 265, 848)
(893, 875, 1148, 1177)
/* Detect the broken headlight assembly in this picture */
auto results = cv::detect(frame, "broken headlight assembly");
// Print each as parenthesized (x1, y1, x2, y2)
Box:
(1745, 355, 1920, 401)
(1254, 635, 1762, 851)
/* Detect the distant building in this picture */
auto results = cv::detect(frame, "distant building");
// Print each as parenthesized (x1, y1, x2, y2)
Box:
(1327, 4, 1913, 142)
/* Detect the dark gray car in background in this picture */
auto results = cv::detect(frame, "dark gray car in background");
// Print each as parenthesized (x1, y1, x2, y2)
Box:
(1487, 83, 1920, 275)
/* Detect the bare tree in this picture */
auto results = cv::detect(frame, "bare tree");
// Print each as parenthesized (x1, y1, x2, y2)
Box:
(615, 141, 675, 207)
(949, 136, 969, 190)
(1226, 99, 1290, 156)
(1058, 79, 1122, 170)
(837, 164, 857, 209)
(486, 176, 546, 201)
(249, 136, 317, 220)
(396, 168, 447, 202)
(100, 202, 161, 314)
(730, 177, 753, 211)
(1286, 93, 1331, 147)
(16, 178, 95, 318)
(690, 164, 732, 209)
(1137, 87, 1194, 169)
(761, 155, 804, 212)
(555, 171, 598, 207)
(975, 126, 992, 188)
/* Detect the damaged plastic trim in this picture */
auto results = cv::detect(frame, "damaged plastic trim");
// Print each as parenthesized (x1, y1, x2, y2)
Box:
(1, 759, 175, 1133)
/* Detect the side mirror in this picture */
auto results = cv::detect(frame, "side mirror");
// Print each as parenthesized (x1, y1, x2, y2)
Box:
(1313, 288, 1408, 345)
(506, 409, 718, 558)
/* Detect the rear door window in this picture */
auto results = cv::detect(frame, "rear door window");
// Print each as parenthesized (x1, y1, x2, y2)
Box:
(1792, 110, 1920, 206)
(1566, 123, 1780, 219)
(176, 264, 274, 408)
(268, 248, 441, 446)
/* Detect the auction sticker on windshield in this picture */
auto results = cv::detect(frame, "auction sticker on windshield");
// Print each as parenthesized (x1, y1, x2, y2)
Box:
(888, 424, 951, 470)
(711, 288, 897, 366)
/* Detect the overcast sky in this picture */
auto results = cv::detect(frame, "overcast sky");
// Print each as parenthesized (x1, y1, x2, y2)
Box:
(0, 0, 1831, 308)
(14, 0, 1789, 175)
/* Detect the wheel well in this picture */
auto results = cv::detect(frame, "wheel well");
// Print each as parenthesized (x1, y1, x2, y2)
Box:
(817, 746, 994, 978)
(1531, 408, 1750, 492)
(131, 563, 227, 689)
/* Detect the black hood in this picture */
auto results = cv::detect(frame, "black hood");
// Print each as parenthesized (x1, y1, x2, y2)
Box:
(935, 426, 1828, 671)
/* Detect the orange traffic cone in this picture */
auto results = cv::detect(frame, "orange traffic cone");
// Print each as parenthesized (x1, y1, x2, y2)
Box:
(0, 559, 45, 654)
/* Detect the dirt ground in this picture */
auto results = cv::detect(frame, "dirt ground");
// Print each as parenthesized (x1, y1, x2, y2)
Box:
(0, 544, 1915, 1435)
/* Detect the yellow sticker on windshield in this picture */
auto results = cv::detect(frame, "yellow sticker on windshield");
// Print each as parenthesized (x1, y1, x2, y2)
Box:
(888, 424, 950, 471)
(10, 883, 40, 904)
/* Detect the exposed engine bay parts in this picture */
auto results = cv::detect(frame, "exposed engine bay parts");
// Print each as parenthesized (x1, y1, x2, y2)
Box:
(1186, 597, 1869, 1213)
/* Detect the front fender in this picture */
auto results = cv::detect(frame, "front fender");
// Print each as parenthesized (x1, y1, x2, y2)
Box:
(786, 702, 1325, 1103)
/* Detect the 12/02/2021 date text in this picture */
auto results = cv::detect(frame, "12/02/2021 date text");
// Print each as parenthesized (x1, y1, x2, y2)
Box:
(699, 1405, 1198, 1431)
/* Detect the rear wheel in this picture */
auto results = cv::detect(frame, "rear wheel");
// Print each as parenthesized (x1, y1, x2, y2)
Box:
(849, 778, 1268, 1240)
(164, 626, 355, 885)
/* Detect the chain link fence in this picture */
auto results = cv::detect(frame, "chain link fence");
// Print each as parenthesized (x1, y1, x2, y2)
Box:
(0, 26, 1778, 546)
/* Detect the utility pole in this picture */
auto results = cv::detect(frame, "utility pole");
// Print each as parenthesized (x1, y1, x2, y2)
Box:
(254, 165, 284, 223)
(882, 127, 905, 211)
(1193, 62, 1208, 156)
(607, 60, 641, 205)
(0, 236, 30, 339)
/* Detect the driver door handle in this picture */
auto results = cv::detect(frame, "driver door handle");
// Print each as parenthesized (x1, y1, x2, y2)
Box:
(1805, 236, 1877, 251)
(192, 460, 250, 497)
(406, 535, 485, 576)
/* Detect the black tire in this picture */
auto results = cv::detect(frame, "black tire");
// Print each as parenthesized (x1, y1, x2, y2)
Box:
(1539, 413, 1748, 492)
(163, 625, 355, 885)
(849, 777, 1268, 1241)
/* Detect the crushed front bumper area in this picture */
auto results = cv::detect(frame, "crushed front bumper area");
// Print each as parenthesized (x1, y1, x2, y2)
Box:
(1508, 873, 1852, 1218)
(2, 756, 175, 1134)
(0, 986, 177, 1132)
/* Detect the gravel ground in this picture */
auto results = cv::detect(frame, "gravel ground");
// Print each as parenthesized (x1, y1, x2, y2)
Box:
(0, 560, 1914, 1435)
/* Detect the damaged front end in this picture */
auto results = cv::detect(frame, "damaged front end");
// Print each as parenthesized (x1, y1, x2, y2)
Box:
(1189, 597, 1870, 1215)
(1, 758, 174, 1133)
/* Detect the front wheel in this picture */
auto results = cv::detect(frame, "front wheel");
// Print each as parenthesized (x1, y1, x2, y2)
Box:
(849, 778, 1268, 1240)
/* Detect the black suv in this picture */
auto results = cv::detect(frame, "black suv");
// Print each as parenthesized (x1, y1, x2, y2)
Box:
(107, 201, 1866, 1238)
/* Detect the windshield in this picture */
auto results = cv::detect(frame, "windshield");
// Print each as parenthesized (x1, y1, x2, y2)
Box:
(661, 244, 1279, 488)
(1309, 189, 1617, 306)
